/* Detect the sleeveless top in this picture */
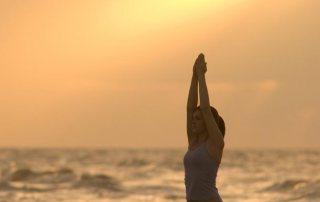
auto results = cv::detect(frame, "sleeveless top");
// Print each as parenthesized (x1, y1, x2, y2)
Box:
(183, 142, 223, 201)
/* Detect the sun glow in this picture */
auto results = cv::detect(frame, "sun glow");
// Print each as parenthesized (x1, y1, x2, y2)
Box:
(95, 0, 249, 72)
(103, 0, 240, 36)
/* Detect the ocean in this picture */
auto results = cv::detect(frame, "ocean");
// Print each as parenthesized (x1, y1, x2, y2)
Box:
(0, 148, 319, 202)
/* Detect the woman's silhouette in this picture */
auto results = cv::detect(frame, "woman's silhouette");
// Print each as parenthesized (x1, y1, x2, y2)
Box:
(184, 53, 225, 202)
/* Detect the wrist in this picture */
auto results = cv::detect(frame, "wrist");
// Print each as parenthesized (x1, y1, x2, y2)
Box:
(198, 73, 206, 81)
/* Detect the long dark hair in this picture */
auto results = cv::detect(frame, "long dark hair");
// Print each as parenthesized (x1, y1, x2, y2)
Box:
(194, 106, 225, 137)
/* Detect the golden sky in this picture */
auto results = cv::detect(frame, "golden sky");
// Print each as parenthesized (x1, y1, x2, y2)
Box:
(1, 0, 319, 149)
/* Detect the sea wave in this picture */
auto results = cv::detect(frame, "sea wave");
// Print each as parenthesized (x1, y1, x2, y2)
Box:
(262, 179, 308, 192)
(117, 158, 149, 167)
(0, 167, 122, 192)
(261, 178, 320, 201)
(74, 173, 122, 191)
(7, 167, 75, 183)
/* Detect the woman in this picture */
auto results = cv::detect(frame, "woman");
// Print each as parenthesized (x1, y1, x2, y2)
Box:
(184, 53, 225, 202)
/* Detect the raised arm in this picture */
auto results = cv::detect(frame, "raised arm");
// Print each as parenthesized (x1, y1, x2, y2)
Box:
(196, 54, 225, 152)
(197, 54, 210, 109)
(186, 57, 199, 145)
(187, 74, 198, 110)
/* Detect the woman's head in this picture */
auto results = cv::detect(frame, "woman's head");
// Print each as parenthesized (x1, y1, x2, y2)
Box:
(191, 109, 207, 135)
(192, 106, 225, 137)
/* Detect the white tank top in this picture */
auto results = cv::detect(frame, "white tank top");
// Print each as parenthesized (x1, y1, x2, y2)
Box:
(183, 142, 223, 201)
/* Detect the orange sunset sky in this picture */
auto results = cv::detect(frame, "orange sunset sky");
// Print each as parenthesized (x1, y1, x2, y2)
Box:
(0, 0, 319, 149)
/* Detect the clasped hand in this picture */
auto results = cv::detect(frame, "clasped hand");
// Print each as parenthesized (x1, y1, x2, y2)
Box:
(193, 53, 207, 76)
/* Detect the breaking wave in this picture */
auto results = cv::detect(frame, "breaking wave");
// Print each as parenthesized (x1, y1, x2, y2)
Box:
(262, 178, 320, 201)
(0, 167, 122, 192)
